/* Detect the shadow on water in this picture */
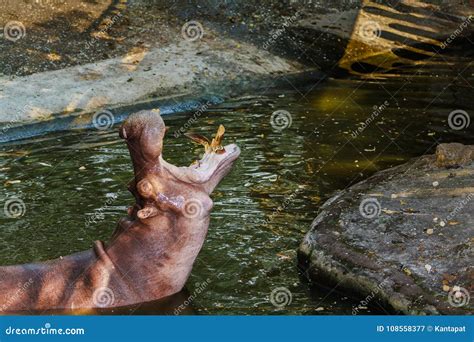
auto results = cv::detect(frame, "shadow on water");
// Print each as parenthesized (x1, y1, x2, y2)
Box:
(8, 289, 196, 315)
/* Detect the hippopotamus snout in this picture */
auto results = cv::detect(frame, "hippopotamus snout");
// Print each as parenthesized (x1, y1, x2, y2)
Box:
(120, 109, 165, 168)
(189, 143, 240, 193)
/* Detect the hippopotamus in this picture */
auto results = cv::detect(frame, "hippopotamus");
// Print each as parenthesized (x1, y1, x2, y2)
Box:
(0, 110, 240, 313)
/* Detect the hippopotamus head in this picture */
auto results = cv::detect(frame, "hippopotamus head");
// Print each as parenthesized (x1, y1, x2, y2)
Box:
(120, 109, 240, 194)
(119, 109, 240, 223)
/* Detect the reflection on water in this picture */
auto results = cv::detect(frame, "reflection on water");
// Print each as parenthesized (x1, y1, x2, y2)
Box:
(0, 76, 472, 314)
(12, 290, 196, 316)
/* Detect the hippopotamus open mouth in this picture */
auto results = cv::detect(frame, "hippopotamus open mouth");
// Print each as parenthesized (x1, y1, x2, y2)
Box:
(120, 109, 240, 196)
(169, 124, 240, 193)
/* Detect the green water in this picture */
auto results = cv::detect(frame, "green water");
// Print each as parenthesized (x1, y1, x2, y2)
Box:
(0, 78, 472, 314)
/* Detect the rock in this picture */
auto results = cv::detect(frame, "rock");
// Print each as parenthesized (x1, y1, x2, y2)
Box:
(298, 143, 474, 315)
(436, 143, 474, 168)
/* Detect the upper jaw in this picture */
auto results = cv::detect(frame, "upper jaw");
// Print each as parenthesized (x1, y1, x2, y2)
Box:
(160, 143, 240, 192)
(160, 122, 240, 192)
(194, 144, 240, 173)
(191, 143, 240, 193)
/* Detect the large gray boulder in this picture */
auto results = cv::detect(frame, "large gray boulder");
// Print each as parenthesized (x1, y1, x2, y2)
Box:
(298, 143, 473, 315)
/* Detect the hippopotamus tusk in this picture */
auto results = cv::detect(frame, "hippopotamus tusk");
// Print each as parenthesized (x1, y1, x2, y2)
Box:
(0, 109, 240, 313)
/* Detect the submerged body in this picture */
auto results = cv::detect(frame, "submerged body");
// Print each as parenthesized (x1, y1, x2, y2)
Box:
(0, 110, 240, 312)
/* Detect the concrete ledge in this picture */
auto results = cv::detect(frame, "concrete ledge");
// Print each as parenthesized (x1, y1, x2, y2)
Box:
(0, 70, 324, 143)
(0, 37, 311, 125)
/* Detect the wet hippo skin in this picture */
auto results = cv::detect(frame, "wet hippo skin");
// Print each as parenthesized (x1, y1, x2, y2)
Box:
(0, 110, 240, 312)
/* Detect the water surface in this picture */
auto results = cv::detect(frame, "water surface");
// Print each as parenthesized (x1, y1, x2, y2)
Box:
(0, 76, 473, 314)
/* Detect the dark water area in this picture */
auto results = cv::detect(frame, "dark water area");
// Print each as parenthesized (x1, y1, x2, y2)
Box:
(0, 76, 473, 315)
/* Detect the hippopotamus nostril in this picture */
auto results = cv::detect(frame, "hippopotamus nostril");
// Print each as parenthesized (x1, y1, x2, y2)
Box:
(137, 179, 155, 199)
